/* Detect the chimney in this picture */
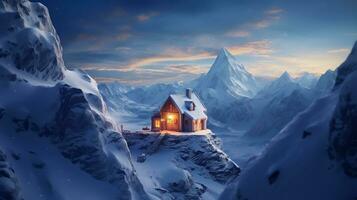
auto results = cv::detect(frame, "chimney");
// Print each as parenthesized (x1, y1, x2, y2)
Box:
(186, 88, 192, 99)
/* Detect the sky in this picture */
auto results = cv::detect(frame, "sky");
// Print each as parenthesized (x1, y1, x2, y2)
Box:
(37, 0, 357, 85)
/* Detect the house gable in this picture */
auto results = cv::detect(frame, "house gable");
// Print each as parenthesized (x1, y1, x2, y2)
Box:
(151, 89, 208, 132)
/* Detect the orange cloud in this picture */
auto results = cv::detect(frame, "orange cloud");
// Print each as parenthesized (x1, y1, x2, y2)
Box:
(327, 48, 350, 54)
(227, 40, 273, 56)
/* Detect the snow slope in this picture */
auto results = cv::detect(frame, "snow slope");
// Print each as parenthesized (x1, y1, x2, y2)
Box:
(220, 41, 357, 200)
(0, 0, 149, 199)
(123, 131, 240, 200)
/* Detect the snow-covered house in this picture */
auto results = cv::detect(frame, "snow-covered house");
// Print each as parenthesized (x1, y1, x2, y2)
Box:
(151, 88, 208, 132)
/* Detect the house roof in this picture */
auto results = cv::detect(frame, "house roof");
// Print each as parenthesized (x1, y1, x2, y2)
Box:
(168, 92, 207, 120)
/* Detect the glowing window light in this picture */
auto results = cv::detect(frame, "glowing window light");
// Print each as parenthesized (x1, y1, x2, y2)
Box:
(167, 113, 175, 124)
(155, 120, 160, 128)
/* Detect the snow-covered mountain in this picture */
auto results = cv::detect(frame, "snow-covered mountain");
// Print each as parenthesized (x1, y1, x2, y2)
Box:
(196, 48, 258, 100)
(295, 72, 319, 89)
(256, 71, 301, 99)
(192, 48, 260, 130)
(220, 41, 357, 200)
(314, 69, 336, 96)
(245, 71, 314, 137)
(0, 1, 149, 199)
(126, 82, 185, 107)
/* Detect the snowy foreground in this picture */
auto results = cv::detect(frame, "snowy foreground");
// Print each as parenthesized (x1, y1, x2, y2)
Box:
(123, 130, 239, 199)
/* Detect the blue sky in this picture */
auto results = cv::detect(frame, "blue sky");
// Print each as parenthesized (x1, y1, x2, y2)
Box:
(37, 0, 357, 85)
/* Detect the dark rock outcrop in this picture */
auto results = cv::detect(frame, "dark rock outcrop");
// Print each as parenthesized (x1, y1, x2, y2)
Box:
(0, 149, 22, 200)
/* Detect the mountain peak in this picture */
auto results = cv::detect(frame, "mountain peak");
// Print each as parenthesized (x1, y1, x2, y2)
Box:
(196, 47, 258, 98)
(216, 47, 235, 64)
(219, 47, 231, 57)
(279, 71, 293, 82)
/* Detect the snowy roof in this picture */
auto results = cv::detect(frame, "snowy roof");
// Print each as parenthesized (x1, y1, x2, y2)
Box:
(168, 92, 207, 120)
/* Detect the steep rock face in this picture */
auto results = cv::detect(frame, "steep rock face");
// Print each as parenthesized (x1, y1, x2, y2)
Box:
(0, 149, 22, 200)
(335, 41, 357, 87)
(329, 41, 357, 177)
(329, 72, 357, 177)
(46, 84, 140, 196)
(0, 0, 65, 81)
(123, 132, 240, 200)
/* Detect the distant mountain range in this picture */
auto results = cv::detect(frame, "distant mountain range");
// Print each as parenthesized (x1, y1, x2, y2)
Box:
(99, 47, 334, 139)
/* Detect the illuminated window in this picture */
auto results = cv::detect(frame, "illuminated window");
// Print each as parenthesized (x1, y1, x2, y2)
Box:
(155, 120, 160, 128)
(167, 114, 174, 124)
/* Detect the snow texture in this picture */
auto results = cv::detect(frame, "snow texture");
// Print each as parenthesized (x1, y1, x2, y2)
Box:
(123, 131, 240, 200)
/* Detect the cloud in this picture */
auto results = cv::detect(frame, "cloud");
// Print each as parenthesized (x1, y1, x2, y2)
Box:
(227, 40, 273, 56)
(265, 8, 284, 15)
(327, 48, 350, 54)
(85, 64, 205, 85)
(116, 32, 131, 41)
(115, 40, 273, 70)
(225, 30, 250, 38)
(251, 7, 283, 29)
(166, 64, 209, 74)
(246, 50, 349, 78)
(137, 12, 158, 22)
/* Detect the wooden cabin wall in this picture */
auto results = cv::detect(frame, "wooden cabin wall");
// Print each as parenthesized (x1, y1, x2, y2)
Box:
(160, 98, 181, 131)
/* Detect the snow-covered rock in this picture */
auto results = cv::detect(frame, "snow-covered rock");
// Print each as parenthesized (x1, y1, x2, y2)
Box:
(0, 0, 150, 199)
(123, 132, 240, 200)
(220, 41, 357, 200)
(0, 0, 65, 82)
